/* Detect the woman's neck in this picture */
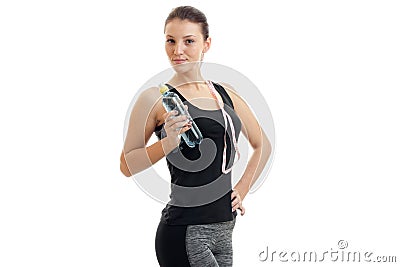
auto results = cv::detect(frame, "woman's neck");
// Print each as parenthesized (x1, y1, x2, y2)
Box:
(169, 68, 206, 90)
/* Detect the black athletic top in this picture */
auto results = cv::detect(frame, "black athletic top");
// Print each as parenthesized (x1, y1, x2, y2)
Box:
(154, 82, 241, 225)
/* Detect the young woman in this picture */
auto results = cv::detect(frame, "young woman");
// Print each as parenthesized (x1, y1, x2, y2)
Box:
(120, 6, 271, 267)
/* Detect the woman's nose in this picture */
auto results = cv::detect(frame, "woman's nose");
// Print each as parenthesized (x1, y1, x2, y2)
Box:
(174, 42, 184, 55)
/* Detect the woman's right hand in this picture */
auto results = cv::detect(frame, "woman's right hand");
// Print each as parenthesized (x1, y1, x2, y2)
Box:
(162, 106, 192, 148)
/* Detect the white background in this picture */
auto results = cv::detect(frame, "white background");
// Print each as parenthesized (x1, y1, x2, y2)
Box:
(1, 0, 399, 266)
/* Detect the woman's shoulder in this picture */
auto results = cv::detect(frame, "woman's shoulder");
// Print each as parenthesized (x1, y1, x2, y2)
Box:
(137, 86, 162, 101)
(129, 86, 164, 124)
(131, 86, 164, 111)
(213, 82, 241, 110)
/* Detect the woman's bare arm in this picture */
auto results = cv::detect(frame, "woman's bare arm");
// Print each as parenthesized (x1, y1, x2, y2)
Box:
(222, 82, 272, 203)
(120, 87, 191, 177)
(120, 88, 175, 177)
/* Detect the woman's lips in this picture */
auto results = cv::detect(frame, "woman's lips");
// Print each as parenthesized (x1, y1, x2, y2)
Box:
(173, 59, 187, 64)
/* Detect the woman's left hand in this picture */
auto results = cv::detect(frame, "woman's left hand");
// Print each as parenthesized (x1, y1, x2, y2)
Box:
(231, 189, 245, 216)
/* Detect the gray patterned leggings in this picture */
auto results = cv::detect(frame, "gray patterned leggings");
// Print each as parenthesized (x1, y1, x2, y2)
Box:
(186, 218, 236, 267)
(155, 218, 236, 267)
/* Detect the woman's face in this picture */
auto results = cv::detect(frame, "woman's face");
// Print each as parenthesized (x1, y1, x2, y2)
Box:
(164, 18, 210, 67)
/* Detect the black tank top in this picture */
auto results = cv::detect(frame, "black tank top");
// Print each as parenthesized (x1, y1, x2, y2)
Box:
(154, 82, 241, 225)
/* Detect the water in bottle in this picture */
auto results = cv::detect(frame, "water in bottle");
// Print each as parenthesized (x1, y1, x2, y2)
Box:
(159, 84, 203, 148)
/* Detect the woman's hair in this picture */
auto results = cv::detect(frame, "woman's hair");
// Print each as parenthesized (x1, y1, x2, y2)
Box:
(164, 6, 209, 41)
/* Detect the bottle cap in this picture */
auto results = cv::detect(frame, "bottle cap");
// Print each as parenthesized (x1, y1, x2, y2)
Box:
(159, 84, 169, 94)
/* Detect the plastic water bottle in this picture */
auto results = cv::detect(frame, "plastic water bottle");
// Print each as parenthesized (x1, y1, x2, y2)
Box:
(159, 84, 203, 148)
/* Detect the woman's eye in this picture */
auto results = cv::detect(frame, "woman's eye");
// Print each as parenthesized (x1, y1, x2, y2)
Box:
(166, 39, 175, 44)
(185, 39, 195, 44)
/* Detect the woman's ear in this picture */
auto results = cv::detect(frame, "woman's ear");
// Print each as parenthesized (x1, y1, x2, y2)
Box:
(203, 37, 211, 53)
